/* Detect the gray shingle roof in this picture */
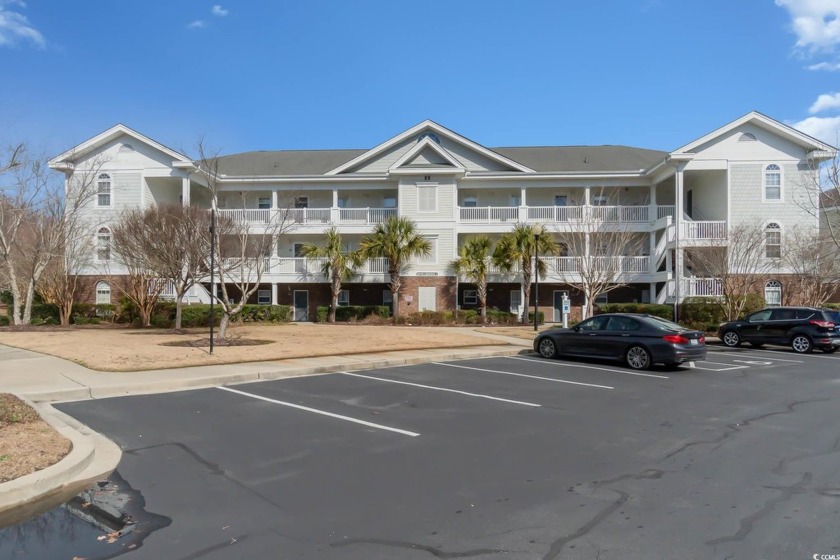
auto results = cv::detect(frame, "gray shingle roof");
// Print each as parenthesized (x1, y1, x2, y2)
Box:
(215, 145, 668, 176)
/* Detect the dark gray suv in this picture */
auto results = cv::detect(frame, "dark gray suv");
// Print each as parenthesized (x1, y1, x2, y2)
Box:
(718, 307, 840, 353)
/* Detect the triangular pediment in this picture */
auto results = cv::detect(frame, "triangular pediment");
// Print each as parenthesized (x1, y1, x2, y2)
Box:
(49, 124, 191, 169)
(326, 120, 534, 175)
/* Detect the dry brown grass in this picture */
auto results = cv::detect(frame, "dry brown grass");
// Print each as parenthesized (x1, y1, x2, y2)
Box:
(0, 323, 513, 372)
(0, 395, 71, 483)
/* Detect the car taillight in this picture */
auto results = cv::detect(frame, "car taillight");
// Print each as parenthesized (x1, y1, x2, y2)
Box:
(663, 334, 689, 344)
(810, 320, 835, 328)
(699, 335, 705, 344)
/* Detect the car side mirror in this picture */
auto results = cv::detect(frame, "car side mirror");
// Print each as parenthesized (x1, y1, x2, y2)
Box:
(571, 326, 580, 332)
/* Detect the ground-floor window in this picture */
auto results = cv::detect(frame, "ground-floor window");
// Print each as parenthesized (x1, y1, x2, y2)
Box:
(338, 289, 349, 306)
(95, 281, 111, 304)
(595, 293, 609, 305)
(765, 280, 782, 307)
(382, 290, 393, 305)
(257, 289, 271, 305)
(463, 289, 477, 305)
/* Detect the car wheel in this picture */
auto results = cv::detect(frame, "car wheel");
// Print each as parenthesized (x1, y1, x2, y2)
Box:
(824, 347, 838, 354)
(722, 331, 741, 348)
(625, 345, 651, 370)
(791, 335, 813, 354)
(538, 338, 558, 359)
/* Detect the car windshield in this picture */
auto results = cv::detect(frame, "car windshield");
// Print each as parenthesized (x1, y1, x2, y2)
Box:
(825, 311, 840, 323)
(646, 316, 690, 331)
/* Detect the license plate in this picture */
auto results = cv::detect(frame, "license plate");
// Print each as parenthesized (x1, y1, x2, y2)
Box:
(690, 339, 698, 345)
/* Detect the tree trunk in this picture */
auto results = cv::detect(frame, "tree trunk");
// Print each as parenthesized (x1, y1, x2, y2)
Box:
(390, 273, 401, 319)
(140, 308, 151, 327)
(175, 293, 184, 330)
(60, 300, 72, 326)
(329, 294, 337, 323)
(8, 269, 22, 325)
(22, 280, 35, 325)
(522, 281, 531, 324)
(219, 312, 230, 338)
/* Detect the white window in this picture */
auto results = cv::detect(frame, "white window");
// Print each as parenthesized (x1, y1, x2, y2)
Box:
(383, 196, 396, 208)
(765, 222, 781, 258)
(97, 173, 111, 207)
(419, 237, 437, 264)
(510, 195, 521, 207)
(592, 195, 608, 206)
(738, 133, 757, 142)
(95, 281, 111, 304)
(765, 280, 782, 307)
(463, 289, 477, 305)
(337, 289, 350, 306)
(554, 195, 567, 206)
(418, 185, 437, 213)
(96, 227, 111, 262)
(337, 197, 348, 208)
(463, 196, 477, 207)
(295, 196, 309, 208)
(764, 164, 782, 201)
(594, 293, 609, 305)
(257, 289, 271, 305)
(258, 197, 271, 209)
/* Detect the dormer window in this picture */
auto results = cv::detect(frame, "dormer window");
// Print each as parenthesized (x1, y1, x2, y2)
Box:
(97, 173, 112, 207)
(764, 164, 782, 201)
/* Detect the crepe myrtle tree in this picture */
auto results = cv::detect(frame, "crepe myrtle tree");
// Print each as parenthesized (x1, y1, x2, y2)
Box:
(451, 235, 493, 323)
(493, 223, 557, 323)
(360, 216, 431, 319)
(194, 138, 296, 338)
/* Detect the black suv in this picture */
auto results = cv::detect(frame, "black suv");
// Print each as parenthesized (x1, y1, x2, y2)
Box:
(718, 307, 840, 353)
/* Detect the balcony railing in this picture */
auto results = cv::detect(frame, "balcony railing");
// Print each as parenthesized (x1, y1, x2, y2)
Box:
(218, 257, 391, 278)
(460, 205, 674, 224)
(216, 207, 396, 226)
(487, 256, 650, 276)
(687, 277, 723, 297)
(682, 221, 726, 240)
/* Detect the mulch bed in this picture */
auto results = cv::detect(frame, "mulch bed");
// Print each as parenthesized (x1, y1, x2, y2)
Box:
(160, 338, 273, 348)
(0, 394, 71, 483)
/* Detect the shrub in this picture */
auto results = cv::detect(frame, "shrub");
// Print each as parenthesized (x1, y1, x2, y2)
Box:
(680, 298, 725, 332)
(599, 303, 674, 321)
(151, 314, 172, 328)
(0, 315, 8, 326)
(179, 305, 223, 328)
(73, 316, 89, 326)
(238, 304, 291, 323)
(825, 303, 840, 310)
(315, 305, 390, 323)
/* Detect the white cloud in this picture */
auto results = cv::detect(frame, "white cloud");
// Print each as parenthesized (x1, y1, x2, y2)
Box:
(187, 19, 206, 29)
(807, 60, 840, 70)
(211, 5, 228, 17)
(792, 115, 840, 145)
(0, 0, 45, 48)
(810, 92, 840, 113)
(776, 0, 840, 52)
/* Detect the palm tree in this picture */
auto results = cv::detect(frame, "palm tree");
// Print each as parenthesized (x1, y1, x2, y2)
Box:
(300, 227, 363, 323)
(360, 216, 431, 318)
(452, 235, 493, 323)
(493, 223, 557, 323)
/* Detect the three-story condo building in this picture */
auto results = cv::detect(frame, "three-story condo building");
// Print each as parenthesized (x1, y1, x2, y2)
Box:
(49, 111, 837, 321)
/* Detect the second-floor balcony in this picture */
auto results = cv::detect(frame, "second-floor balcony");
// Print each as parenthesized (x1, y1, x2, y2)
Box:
(216, 207, 397, 227)
(486, 256, 652, 277)
(218, 256, 390, 278)
(459, 205, 676, 224)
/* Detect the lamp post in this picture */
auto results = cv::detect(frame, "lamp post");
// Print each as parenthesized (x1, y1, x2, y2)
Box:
(533, 224, 543, 332)
(209, 207, 215, 354)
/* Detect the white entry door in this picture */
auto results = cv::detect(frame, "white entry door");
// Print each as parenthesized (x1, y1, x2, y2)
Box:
(418, 287, 436, 311)
(510, 290, 521, 317)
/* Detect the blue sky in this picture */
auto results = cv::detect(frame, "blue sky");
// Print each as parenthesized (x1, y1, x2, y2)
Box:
(1, 0, 840, 158)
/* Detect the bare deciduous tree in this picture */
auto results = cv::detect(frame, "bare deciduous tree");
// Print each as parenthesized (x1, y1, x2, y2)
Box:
(686, 223, 776, 320)
(782, 226, 840, 307)
(550, 192, 647, 319)
(194, 139, 295, 338)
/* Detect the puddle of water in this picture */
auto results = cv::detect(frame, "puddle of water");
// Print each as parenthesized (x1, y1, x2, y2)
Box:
(0, 471, 170, 560)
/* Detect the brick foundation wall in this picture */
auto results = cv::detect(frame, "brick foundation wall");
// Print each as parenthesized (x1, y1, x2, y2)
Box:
(398, 276, 457, 314)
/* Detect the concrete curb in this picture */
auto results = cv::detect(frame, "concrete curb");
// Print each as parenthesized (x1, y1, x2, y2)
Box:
(0, 400, 122, 528)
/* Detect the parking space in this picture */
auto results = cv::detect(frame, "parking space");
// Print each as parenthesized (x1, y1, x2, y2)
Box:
(55, 347, 840, 559)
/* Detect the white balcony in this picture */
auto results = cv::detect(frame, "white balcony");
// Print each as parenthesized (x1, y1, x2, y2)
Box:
(216, 207, 397, 227)
(485, 256, 651, 279)
(687, 277, 723, 297)
(460, 205, 676, 225)
(215, 257, 390, 282)
(681, 221, 726, 241)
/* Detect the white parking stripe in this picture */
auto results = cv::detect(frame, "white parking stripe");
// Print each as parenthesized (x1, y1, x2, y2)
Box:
(508, 355, 669, 379)
(432, 362, 614, 390)
(339, 372, 541, 407)
(706, 350, 803, 363)
(217, 386, 420, 437)
(719, 347, 839, 361)
(685, 362, 747, 372)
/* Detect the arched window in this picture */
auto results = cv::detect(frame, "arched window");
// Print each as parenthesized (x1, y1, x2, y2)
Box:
(97, 173, 112, 206)
(95, 281, 111, 305)
(765, 222, 781, 258)
(97, 227, 111, 261)
(765, 280, 782, 307)
(738, 132, 757, 142)
(764, 164, 781, 201)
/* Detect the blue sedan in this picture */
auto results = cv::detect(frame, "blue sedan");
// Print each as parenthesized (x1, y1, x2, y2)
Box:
(533, 313, 707, 370)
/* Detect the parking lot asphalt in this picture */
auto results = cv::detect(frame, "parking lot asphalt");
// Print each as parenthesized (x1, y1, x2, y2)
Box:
(56, 346, 840, 560)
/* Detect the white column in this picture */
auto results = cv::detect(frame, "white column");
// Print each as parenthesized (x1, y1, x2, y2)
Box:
(649, 184, 657, 219)
(584, 186, 591, 206)
(181, 176, 190, 206)
(332, 189, 339, 207)
(271, 190, 278, 209)
(520, 186, 527, 206)
(649, 232, 656, 271)
(271, 283, 278, 305)
(674, 168, 685, 304)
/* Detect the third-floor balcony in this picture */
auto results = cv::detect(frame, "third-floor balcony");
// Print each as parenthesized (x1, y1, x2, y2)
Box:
(216, 207, 398, 227)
